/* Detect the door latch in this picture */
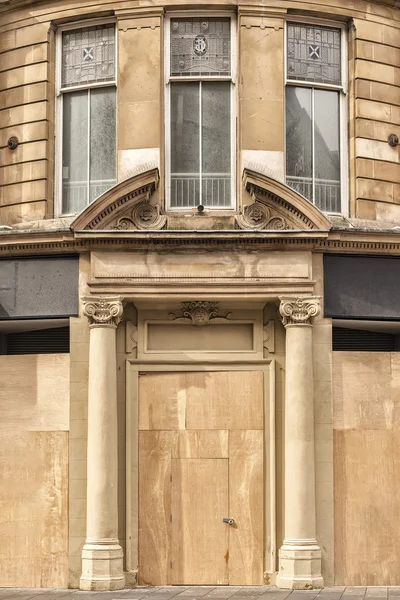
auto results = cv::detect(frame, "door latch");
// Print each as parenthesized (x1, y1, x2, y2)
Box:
(222, 517, 235, 525)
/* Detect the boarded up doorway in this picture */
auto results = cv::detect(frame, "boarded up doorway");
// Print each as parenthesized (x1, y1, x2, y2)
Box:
(138, 370, 264, 585)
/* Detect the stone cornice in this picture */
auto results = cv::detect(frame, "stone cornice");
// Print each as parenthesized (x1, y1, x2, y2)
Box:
(2, 227, 400, 256)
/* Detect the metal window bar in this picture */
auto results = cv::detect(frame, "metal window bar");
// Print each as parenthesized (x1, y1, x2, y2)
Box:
(171, 173, 231, 208)
(286, 175, 340, 213)
(63, 178, 117, 213)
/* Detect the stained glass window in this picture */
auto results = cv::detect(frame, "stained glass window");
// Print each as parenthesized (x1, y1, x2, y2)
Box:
(170, 17, 231, 77)
(61, 24, 115, 88)
(287, 23, 341, 85)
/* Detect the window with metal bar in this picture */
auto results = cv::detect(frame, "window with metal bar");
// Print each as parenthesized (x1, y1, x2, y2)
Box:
(168, 17, 234, 209)
(285, 22, 345, 214)
(59, 24, 117, 215)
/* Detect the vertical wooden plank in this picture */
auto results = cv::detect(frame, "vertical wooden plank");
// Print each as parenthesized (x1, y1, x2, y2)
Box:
(229, 430, 264, 585)
(138, 431, 175, 585)
(171, 458, 229, 585)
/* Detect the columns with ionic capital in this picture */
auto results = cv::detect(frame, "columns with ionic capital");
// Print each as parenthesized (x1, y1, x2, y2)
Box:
(80, 296, 125, 591)
(276, 296, 324, 590)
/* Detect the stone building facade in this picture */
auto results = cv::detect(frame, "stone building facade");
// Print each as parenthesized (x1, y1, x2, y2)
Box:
(0, 0, 399, 592)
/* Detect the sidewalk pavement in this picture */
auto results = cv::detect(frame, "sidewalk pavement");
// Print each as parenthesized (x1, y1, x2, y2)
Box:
(0, 586, 399, 600)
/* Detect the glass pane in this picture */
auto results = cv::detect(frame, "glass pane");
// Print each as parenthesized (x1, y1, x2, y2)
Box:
(202, 82, 231, 207)
(170, 82, 200, 207)
(286, 87, 313, 202)
(287, 23, 341, 85)
(314, 90, 340, 212)
(62, 90, 88, 214)
(171, 17, 231, 77)
(62, 24, 115, 88)
(89, 87, 117, 203)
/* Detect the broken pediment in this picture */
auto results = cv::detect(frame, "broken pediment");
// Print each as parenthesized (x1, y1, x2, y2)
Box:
(238, 169, 332, 231)
(70, 168, 166, 231)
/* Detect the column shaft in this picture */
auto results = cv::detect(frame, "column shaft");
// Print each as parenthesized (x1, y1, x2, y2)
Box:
(276, 296, 323, 590)
(80, 297, 125, 591)
(285, 324, 316, 540)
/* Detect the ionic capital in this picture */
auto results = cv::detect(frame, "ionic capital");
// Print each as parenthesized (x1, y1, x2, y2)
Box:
(279, 295, 321, 327)
(82, 296, 123, 328)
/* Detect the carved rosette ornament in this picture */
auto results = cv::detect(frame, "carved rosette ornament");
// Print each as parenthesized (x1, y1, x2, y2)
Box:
(82, 296, 123, 328)
(236, 200, 290, 230)
(279, 296, 321, 327)
(112, 201, 166, 230)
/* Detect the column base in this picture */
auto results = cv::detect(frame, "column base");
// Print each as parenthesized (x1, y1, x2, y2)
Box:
(80, 541, 125, 591)
(276, 539, 324, 590)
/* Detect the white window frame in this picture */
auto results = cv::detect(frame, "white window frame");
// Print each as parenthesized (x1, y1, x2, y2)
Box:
(165, 12, 237, 211)
(284, 16, 348, 217)
(54, 17, 118, 217)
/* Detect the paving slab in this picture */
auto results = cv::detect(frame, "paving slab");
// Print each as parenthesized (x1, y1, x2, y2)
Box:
(3, 588, 400, 600)
(174, 588, 214, 598)
(257, 591, 292, 600)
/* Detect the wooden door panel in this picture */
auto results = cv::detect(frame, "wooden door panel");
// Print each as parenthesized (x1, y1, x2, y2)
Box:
(229, 430, 264, 585)
(171, 458, 229, 585)
(138, 371, 265, 586)
(172, 430, 229, 459)
(185, 371, 264, 430)
(138, 431, 175, 585)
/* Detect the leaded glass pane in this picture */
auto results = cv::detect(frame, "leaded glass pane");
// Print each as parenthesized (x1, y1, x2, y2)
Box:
(287, 23, 341, 85)
(171, 17, 231, 77)
(61, 24, 115, 88)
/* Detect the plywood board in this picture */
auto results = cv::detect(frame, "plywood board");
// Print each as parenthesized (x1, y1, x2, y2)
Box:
(138, 372, 184, 431)
(0, 431, 69, 587)
(0, 354, 70, 431)
(171, 458, 229, 585)
(139, 371, 263, 431)
(333, 352, 400, 585)
(138, 431, 175, 585)
(172, 430, 229, 459)
(185, 371, 264, 431)
(334, 429, 400, 586)
(229, 430, 264, 585)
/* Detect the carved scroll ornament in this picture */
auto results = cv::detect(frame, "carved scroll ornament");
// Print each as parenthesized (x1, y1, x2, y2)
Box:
(279, 296, 321, 327)
(82, 296, 123, 327)
(112, 200, 166, 230)
(236, 200, 290, 230)
(169, 301, 232, 326)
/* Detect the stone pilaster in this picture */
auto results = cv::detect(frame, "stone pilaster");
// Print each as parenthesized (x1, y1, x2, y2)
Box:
(276, 296, 324, 590)
(80, 296, 125, 591)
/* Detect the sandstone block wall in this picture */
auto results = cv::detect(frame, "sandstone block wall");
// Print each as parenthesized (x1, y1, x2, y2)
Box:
(0, 0, 399, 224)
(350, 19, 400, 222)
